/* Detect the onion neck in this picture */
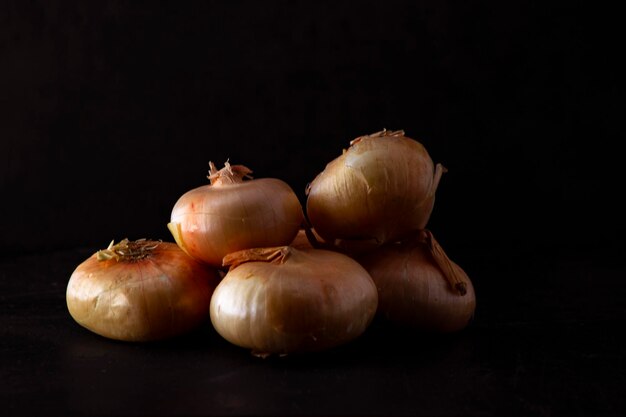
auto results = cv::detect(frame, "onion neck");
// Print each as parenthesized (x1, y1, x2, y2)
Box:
(222, 246, 292, 270)
(350, 128, 405, 146)
(96, 238, 160, 262)
(208, 161, 253, 186)
(418, 230, 468, 296)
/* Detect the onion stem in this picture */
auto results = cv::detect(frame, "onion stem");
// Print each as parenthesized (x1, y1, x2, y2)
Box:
(207, 160, 253, 186)
(349, 128, 406, 146)
(96, 238, 161, 262)
(421, 230, 468, 295)
(222, 246, 291, 270)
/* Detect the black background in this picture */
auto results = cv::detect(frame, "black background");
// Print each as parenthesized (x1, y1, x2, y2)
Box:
(1, 1, 624, 416)
(2, 0, 622, 259)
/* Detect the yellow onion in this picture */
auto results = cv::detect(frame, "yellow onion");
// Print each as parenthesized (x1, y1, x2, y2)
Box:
(168, 161, 304, 267)
(66, 239, 219, 342)
(210, 246, 378, 356)
(358, 230, 476, 332)
(306, 129, 445, 251)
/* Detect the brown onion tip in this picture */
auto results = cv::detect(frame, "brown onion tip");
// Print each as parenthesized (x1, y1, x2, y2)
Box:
(207, 160, 254, 185)
(222, 246, 291, 270)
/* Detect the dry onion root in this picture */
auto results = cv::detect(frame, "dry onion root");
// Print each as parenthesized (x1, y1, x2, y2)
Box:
(358, 230, 476, 333)
(306, 129, 446, 254)
(66, 239, 219, 342)
(209, 246, 378, 356)
(169, 161, 304, 267)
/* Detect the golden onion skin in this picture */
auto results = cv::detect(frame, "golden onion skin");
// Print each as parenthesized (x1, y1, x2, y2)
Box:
(210, 248, 378, 355)
(66, 242, 219, 342)
(359, 241, 476, 333)
(170, 177, 304, 267)
(306, 130, 443, 248)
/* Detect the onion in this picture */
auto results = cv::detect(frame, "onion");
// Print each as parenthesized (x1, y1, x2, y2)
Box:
(306, 129, 445, 251)
(289, 227, 326, 250)
(168, 161, 304, 267)
(358, 230, 476, 332)
(289, 229, 315, 250)
(210, 246, 378, 356)
(66, 239, 219, 341)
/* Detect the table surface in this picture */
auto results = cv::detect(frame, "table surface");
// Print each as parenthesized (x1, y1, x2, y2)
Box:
(1, 247, 624, 417)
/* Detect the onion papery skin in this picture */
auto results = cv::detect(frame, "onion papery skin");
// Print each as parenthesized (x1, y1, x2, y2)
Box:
(210, 247, 378, 355)
(66, 241, 219, 342)
(358, 240, 476, 333)
(306, 130, 444, 250)
(170, 177, 304, 267)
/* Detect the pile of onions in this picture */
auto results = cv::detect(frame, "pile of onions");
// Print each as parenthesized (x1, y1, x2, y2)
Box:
(66, 239, 219, 342)
(358, 230, 476, 332)
(306, 129, 445, 252)
(210, 246, 378, 356)
(66, 129, 477, 348)
(169, 161, 304, 267)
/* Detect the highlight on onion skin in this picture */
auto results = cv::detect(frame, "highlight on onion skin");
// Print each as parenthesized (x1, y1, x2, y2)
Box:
(306, 129, 446, 253)
(357, 230, 476, 333)
(66, 239, 219, 342)
(169, 161, 304, 267)
(210, 246, 378, 356)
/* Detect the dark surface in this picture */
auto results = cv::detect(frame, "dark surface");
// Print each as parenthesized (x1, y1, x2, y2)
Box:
(2, 247, 625, 416)
(2, 1, 624, 416)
